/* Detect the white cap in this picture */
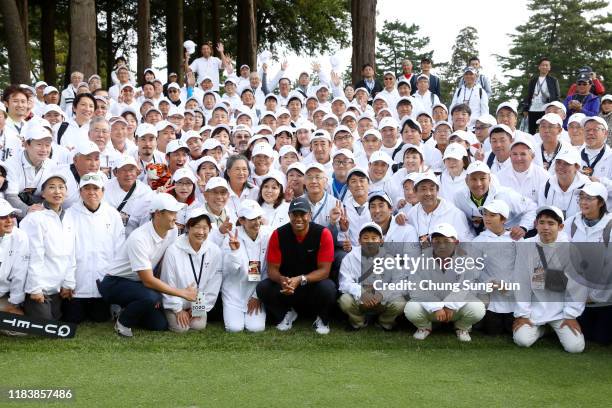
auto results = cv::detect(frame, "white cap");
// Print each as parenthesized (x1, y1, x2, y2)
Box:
(110, 116, 129, 127)
(398, 143, 424, 160)
(247, 133, 274, 148)
(354, 87, 370, 95)
(75, 140, 100, 156)
(331, 96, 347, 105)
(120, 83, 135, 91)
(369, 150, 394, 166)
(287, 162, 306, 174)
(42, 86, 59, 96)
(136, 123, 158, 138)
(205, 176, 230, 191)
(41, 172, 68, 189)
(346, 167, 370, 182)
(434, 120, 452, 130)
(155, 120, 177, 132)
(466, 160, 491, 175)
(322, 113, 339, 123)
(414, 172, 440, 188)
(332, 148, 355, 160)
(510, 135, 535, 152)
(171, 167, 198, 184)
(185, 207, 212, 224)
(237, 199, 264, 219)
(341, 111, 357, 122)
(537, 113, 563, 127)
(359, 222, 383, 237)
(567, 113, 586, 125)
(479, 199, 510, 219)
(114, 155, 139, 169)
(536, 205, 565, 222)
(579, 182, 608, 201)
(183, 130, 202, 143)
(333, 125, 352, 138)
(496, 102, 518, 115)
(368, 191, 393, 207)
(400, 117, 422, 133)
(42, 104, 64, 116)
(165, 139, 190, 154)
(443, 143, 468, 160)
(167, 82, 181, 91)
(378, 116, 398, 130)
(168, 106, 185, 118)
(555, 147, 581, 165)
(363, 129, 382, 141)
(279, 145, 298, 157)
(79, 172, 106, 189)
(202, 138, 222, 151)
(475, 114, 497, 127)
(232, 124, 253, 136)
(261, 170, 286, 190)
(488, 124, 514, 137)
(276, 107, 291, 118)
(24, 124, 53, 141)
(581, 116, 608, 131)
(544, 101, 567, 114)
(311, 129, 332, 143)
(602, 94, 612, 103)
(194, 156, 221, 173)
(251, 142, 275, 158)
(0, 199, 20, 217)
(274, 125, 294, 137)
(305, 162, 327, 174)
(432, 102, 448, 112)
(253, 124, 273, 135)
(224, 76, 238, 86)
(429, 223, 458, 239)
(149, 192, 186, 213)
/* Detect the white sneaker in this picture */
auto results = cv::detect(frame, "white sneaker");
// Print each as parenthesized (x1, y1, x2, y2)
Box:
(312, 316, 330, 335)
(413, 328, 431, 340)
(276, 308, 298, 331)
(456, 329, 472, 342)
(115, 319, 133, 338)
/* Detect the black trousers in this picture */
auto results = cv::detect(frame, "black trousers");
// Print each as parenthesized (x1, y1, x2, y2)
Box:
(23, 293, 62, 321)
(578, 305, 612, 345)
(61, 298, 111, 324)
(528, 111, 545, 135)
(256, 278, 337, 325)
(474, 310, 513, 335)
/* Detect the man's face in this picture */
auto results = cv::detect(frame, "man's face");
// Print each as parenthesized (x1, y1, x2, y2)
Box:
(416, 79, 429, 93)
(538, 60, 551, 74)
(402, 62, 412, 74)
(121, 87, 134, 102)
(368, 161, 388, 181)
(575, 81, 590, 95)
(381, 126, 397, 147)
(204, 187, 229, 211)
(74, 152, 101, 175)
(117, 69, 129, 83)
(157, 127, 176, 152)
(143, 84, 155, 98)
(289, 211, 311, 233)
(466, 172, 490, 198)
(279, 79, 290, 95)
(305, 170, 327, 195)
(496, 108, 517, 128)
(167, 150, 189, 170)
(348, 175, 368, 198)
(536, 215, 561, 244)
(80, 184, 103, 208)
(452, 110, 469, 129)
(510, 144, 533, 173)
(463, 72, 476, 86)
(416, 181, 438, 208)
(431, 235, 458, 258)
(115, 165, 139, 188)
(359, 231, 383, 257)
(332, 154, 354, 179)
(201, 44, 212, 57)
(554, 159, 577, 180)
(240, 66, 250, 78)
(26, 138, 52, 163)
(299, 73, 309, 87)
(383, 75, 395, 89)
(333, 131, 353, 150)
(138, 134, 156, 156)
(584, 120, 607, 149)
(489, 132, 511, 159)
(7, 92, 28, 118)
(44, 91, 60, 105)
(469, 59, 480, 69)
(311, 140, 330, 162)
(71, 72, 84, 85)
(155, 210, 178, 231)
(421, 61, 432, 72)
(369, 198, 392, 224)
(89, 122, 111, 151)
(362, 135, 381, 154)
(539, 121, 561, 145)
(232, 132, 250, 153)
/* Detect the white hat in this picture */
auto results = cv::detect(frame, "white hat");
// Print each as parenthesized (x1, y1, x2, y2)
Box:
(544, 101, 567, 114)
(363, 129, 382, 141)
(167, 83, 181, 91)
(75, 140, 100, 156)
(429, 223, 458, 239)
(510, 135, 535, 152)
(120, 83, 135, 91)
(0, 199, 20, 217)
(373, 93, 388, 104)
(42, 104, 64, 117)
(199, 125, 214, 135)
(287, 162, 306, 174)
(253, 124, 273, 135)
(331, 96, 347, 105)
(369, 150, 394, 166)
(182, 130, 202, 143)
(79, 172, 106, 189)
(496, 102, 518, 115)
(554, 147, 581, 165)
(42, 86, 59, 96)
(165, 139, 190, 154)
(251, 142, 274, 158)
(185, 207, 212, 224)
(202, 138, 222, 151)
(232, 124, 253, 136)
(322, 113, 339, 123)
(155, 120, 177, 132)
(397, 143, 425, 160)
(537, 113, 563, 127)
(311, 129, 332, 143)
(276, 107, 291, 118)
(475, 114, 497, 127)
(602, 94, 612, 103)
(333, 125, 352, 138)
(431, 102, 448, 112)
(536, 205, 565, 222)
(414, 172, 440, 188)
(171, 167, 198, 184)
(368, 191, 393, 207)
(443, 143, 468, 160)
(212, 124, 231, 135)
(136, 123, 158, 138)
(237, 199, 264, 220)
(194, 156, 221, 173)
(434, 120, 452, 130)
(378, 117, 398, 130)
(416, 74, 429, 82)
(278, 145, 298, 157)
(260, 110, 276, 119)
(224, 77, 238, 86)
(41, 172, 68, 189)
(581, 116, 608, 131)
(183, 40, 196, 55)
(479, 199, 510, 219)
(341, 111, 357, 122)
(247, 133, 275, 148)
(354, 87, 370, 95)
(274, 125, 294, 137)
(24, 124, 53, 141)
(346, 167, 370, 182)
(114, 155, 139, 169)
(305, 162, 327, 174)
(466, 160, 491, 175)
(567, 113, 586, 125)
(264, 93, 279, 102)
(204, 176, 230, 192)
(579, 182, 608, 201)
(488, 124, 514, 137)
(261, 170, 286, 190)
(332, 148, 355, 160)
(287, 92, 305, 104)
(400, 117, 422, 133)
(168, 106, 185, 118)
(359, 222, 383, 237)
(149, 192, 186, 213)
(110, 116, 129, 127)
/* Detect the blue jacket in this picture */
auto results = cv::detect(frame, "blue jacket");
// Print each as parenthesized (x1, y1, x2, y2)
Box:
(563, 93, 600, 128)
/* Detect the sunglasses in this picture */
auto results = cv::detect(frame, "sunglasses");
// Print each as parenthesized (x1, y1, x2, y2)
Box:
(0, 213, 17, 220)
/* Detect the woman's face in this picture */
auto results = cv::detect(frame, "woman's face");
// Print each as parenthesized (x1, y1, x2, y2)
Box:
(403, 152, 422, 173)
(213, 130, 230, 147)
(241, 216, 262, 237)
(296, 129, 311, 147)
(261, 179, 282, 204)
(280, 153, 299, 171)
(75, 98, 95, 122)
(174, 178, 194, 201)
(401, 126, 421, 145)
(188, 219, 210, 245)
(444, 157, 463, 173)
(197, 163, 219, 186)
(252, 154, 272, 175)
(42, 177, 67, 207)
(228, 159, 249, 185)
(124, 114, 138, 135)
(275, 132, 293, 150)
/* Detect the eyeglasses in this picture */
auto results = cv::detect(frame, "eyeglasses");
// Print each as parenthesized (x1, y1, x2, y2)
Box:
(334, 135, 352, 141)
(333, 159, 354, 166)
(579, 194, 598, 202)
(584, 127, 605, 133)
(305, 175, 326, 182)
(539, 124, 559, 130)
(0, 213, 17, 220)
(474, 126, 490, 131)
(174, 180, 194, 187)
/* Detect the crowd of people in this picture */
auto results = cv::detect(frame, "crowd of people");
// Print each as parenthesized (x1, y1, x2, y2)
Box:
(1, 42, 611, 353)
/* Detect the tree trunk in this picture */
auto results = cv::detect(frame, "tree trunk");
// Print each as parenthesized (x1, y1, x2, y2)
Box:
(211, 0, 220, 57)
(166, 0, 184, 85)
(137, 0, 152, 86)
(16, 0, 29, 64)
(70, 0, 97, 79)
(40, 0, 57, 86)
(0, 0, 30, 83)
(196, 0, 206, 46)
(236, 0, 256, 70)
(105, 4, 113, 88)
(350, 0, 377, 86)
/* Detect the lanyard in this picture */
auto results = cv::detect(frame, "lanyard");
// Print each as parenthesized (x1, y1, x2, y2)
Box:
(581, 147, 606, 169)
(240, 234, 263, 261)
(462, 87, 474, 104)
(541, 142, 562, 169)
(535, 77, 547, 96)
(188, 252, 206, 286)
(311, 192, 329, 222)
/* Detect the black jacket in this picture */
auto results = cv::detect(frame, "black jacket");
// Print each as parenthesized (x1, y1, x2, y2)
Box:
(410, 73, 441, 98)
(520, 74, 560, 113)
(354, 78, 384, 101)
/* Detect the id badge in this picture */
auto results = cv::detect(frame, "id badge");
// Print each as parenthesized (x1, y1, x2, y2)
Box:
(248, 261, 261, 282)
(531, 267, 545, 290)
(119, 211, 130, 227)
(191, 292, 206, 317)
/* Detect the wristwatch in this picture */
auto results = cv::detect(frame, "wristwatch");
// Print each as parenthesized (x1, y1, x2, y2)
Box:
(300, 275, 308, 286)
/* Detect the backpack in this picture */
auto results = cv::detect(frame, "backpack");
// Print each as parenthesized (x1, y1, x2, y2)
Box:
(455, 86, 483, 101)
(570, 218, 612, 247)
(57, 122, 69, 145)
(543, 181, 585, 200)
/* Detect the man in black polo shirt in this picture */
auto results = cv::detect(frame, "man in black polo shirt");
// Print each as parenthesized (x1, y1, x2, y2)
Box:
(257, 196, 336, 334)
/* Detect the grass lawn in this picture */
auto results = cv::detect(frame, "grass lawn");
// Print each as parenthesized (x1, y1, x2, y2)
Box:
(1, 320, 611, 408)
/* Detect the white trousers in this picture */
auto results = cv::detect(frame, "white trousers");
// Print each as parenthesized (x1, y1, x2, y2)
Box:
(164, 310, 207, 333)
(223, 303, 266, 333)
(513, 319, 585, 353)
(404, 301, 486, 331)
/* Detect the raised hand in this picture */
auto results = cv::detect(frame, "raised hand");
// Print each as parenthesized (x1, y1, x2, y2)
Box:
(217, 43, 224, 54)
(219, 219, 233, 235)
(228, 230, 240, 251)
(329, 201, 343, 224)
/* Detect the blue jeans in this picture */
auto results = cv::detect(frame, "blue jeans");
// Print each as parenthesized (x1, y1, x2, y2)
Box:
(98, 276, 168, 331)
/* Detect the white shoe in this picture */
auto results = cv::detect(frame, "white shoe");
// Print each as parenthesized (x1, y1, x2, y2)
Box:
(115, 319, 133, 338)
(312, 316, 330, 335)
(456, 329, 472, 342)
(413, 328, 431, 340)
(276, 308, 298, 331)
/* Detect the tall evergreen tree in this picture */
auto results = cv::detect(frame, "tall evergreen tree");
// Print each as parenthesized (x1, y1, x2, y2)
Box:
(438, 26, 480, 104)
(376, 19, 432, 78)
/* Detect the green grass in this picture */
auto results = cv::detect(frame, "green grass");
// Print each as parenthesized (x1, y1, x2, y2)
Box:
(1, 321, 611, 408)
